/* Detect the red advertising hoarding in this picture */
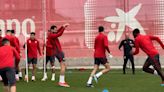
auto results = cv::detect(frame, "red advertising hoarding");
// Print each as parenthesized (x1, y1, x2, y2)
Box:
(0, 0, 163, 58)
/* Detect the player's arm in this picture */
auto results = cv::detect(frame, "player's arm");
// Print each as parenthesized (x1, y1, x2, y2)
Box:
(118, 40, 123, 50)
(13, 38, 20, 53)
(13, 47, 20, 63)
(150, 36, 164, 49)
(133, 40, 140, 55)
(50, 23, 69, 39)
(104, 36, 110, 53)
(23, 40, 27, 49)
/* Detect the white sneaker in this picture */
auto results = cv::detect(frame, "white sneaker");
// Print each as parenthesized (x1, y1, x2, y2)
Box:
(51, 76, 55, 81)
(31, 76, 36, 81)
(41, 77, 48, 81)
(24, 75, 29, 81)
(51, 74, 55, 81)
(19, 72, 23, 79)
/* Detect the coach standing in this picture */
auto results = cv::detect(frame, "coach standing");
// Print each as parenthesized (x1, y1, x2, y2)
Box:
(0, 38, 20, 92)
(118, 33, 135, 74)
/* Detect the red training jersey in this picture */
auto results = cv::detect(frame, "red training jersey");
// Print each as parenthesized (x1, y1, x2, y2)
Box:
(42, 34, 53, 56)
(133, 34, 164, 57)
(48, 26, 65, 55)
(94, 33, 110, 58)
(26, 38, 41, 58)
(5, 35, 20, 53)
(0, 45, 20, 69)
(13, 36, 20, 53)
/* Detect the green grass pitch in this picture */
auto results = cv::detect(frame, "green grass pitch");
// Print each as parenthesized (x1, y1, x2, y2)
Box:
(0, 69, 164, 92)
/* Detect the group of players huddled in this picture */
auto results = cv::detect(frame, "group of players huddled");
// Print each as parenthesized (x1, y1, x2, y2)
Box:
(1, 24, 164, 92)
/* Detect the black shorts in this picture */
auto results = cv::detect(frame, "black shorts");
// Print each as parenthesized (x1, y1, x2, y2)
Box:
(144, 54, 161, 69)
(46, 56, 55, 64)
(0, 67, 16, 86)
(28, 58, 37, 64)
(55, 52, 65, 62)
(94, 57, 108, 65)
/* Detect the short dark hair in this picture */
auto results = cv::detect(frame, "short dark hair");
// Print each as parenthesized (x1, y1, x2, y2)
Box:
(2, 38, 10, 45)
(6, 30, 11, 33)
(11, 30, 15, 33)
(98, 26, 104, 32)
(30, 32, 35, 35)
(50, 25, 57, 30)
(133, 28, 140, 38)
(133, 28, 140, 35)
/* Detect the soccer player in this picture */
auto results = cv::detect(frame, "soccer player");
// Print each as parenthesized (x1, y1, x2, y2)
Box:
(11, 30, 22, 80)
(0, 38, 20, 92)
(41, 30, 55, 81)
(24, 32, 42, 81)
(119, 33, 135, 74)
(132, 28, 164, 86)
(48, 23, 70, 87)
(4, 30, 20, 81)
(86, 26, 111, 87)
(5, 30, 20, 53)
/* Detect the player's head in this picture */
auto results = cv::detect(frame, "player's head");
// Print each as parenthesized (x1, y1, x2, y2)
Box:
(133, 28, 140, 38)
(30, 32, 36, 40)
(2, 38, 10, 46)
(98, 26, 104, 33)
(6, 30, 12, 35)
(11, 30, 15, 35)
(125, 32, 129, 39)
(50, 25, 57, 33)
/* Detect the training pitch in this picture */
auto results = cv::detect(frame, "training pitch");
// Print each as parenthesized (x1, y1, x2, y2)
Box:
(0, 69, 164, 92)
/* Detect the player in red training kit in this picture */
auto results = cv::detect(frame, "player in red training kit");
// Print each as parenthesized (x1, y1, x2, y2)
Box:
(132, 28, 164, 86)
(48, 23, 70, 87)
(11, 30, 22, 81)
(4, 30, 20, 53)
(41, 30, 56, 81)
(24, 32, 42, 81)
(0, 38, 20, 92)
(86, 26, 111, 87)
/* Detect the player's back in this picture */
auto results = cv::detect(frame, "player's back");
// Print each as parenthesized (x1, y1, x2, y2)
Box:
(135, 34, 158, 56)
(94, 33, 107, 58)
(0, 45, 15, 69)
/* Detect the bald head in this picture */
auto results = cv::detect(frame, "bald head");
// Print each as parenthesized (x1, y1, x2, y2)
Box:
(125, 33, 129, 39)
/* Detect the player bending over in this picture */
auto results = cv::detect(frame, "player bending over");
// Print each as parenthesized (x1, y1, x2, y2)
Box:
(0, 38, 20, 92)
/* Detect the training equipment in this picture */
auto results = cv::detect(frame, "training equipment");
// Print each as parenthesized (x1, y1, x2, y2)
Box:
(42, 31, 47, 81)
(25, 37, 29, 83)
